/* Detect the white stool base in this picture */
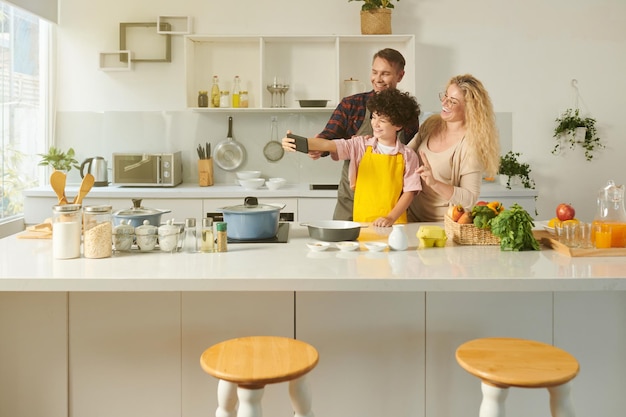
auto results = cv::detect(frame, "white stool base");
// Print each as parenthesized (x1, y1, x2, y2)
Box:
(478, 381, 576, 417)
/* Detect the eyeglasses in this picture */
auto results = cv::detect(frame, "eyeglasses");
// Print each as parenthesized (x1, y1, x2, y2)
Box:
(438, 92, 461, 108)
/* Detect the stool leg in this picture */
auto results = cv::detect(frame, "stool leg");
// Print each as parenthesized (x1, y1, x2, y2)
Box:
(289, 375, 314, 417)
(237, 386, 264, 417)
(479, 382, 508, 417)
(548, 382, 576, 417)
(216, 380, 238, 417)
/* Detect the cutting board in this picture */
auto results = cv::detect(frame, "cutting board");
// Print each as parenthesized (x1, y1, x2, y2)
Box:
(533, 230, 626, 257)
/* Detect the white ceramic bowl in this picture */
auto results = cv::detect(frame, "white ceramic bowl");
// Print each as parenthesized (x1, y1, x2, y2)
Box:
(238, 178, 265, 190)
(266, 178, 287, 190)
(236, 170, 262, 180)
(306, 241, 330, 252)
(364, 241, 388, 252)
(336, 241, 359, 252)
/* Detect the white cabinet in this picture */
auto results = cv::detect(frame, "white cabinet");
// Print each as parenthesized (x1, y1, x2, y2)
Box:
(184, 35, 415, 110)
(298, 198, 336, 222)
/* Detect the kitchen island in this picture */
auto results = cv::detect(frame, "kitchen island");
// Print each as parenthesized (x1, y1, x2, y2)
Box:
(1, 223, 625, 417)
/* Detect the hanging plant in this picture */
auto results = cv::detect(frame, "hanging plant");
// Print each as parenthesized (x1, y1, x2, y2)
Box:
(552, 108, 603, 161)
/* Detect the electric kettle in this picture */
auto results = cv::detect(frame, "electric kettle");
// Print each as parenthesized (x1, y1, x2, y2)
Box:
(80, 156, 108, 187)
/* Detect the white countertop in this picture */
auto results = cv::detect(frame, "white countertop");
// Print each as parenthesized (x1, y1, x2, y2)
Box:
(1, 223, 624, 292)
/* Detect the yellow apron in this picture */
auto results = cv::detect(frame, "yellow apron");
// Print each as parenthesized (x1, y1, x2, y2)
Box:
(353, 146, 407, 224)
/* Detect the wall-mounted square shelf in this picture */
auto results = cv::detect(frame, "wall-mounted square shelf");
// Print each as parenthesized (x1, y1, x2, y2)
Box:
(119, 22, 172, 62)
(99, 51, 132, 71)
(157, 16, 192, 35)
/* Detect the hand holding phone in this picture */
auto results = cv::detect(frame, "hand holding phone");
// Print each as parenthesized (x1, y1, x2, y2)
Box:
(286, 133, 309, 153)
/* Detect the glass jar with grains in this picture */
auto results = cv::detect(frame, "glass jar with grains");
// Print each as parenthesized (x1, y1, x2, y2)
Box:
(83, 205, 113, 259)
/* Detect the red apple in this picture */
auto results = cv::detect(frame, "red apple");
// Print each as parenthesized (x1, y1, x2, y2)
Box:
(475, 201, 488, 206)
(556, 203, 575, 221)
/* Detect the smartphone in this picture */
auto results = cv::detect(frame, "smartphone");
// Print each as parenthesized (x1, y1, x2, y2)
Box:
(287, 133, 309, 153)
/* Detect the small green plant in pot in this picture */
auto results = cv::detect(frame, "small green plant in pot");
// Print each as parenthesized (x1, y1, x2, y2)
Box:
(498, 151, 535, 190)
(348, 0, 399, 11)
(553, 108, 603, 161)
(38, 146, 80, 172)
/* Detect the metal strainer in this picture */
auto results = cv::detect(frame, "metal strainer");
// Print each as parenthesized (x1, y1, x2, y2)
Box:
(263, 116, 284, 162)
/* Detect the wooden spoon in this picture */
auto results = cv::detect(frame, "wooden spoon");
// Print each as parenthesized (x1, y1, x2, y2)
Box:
(73, 173, 95, 205)
(50, 170, 68, 205)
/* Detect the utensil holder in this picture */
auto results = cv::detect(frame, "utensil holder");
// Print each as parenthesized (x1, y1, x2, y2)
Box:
(198, 158, 214, 186)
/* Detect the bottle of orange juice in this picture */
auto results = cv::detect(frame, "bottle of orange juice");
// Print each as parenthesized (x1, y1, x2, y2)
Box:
(593, 180, 626, 248)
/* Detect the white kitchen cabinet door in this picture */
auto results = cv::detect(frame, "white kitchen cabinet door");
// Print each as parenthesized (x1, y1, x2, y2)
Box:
(296, 292, 425, 417)
(0, 293, 68, 417)
(298, 198, 336, 222)
(553, 291, 626, 417)
(181, 292, 294, 417)
(69, 292, 181, 417)
(425, 292, 553, 417)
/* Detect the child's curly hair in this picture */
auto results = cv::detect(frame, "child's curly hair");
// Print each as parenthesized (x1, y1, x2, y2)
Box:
(366, 89, 420, 128)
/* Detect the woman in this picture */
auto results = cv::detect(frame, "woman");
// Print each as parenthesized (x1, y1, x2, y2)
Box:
(407, 74, 500, 222)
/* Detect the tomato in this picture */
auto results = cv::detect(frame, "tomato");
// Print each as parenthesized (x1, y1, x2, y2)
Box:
(556, 203, 576, 221)
(475, 201, 488, 206)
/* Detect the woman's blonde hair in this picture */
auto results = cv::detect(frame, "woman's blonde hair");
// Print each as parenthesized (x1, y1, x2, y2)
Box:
(448, 74, 500, 176)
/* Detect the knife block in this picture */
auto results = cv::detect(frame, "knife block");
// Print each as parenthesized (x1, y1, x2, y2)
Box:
(198, 158, 214, 186)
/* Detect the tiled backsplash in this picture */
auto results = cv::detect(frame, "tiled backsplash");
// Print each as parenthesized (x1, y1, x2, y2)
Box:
(55, 110, 511, 185)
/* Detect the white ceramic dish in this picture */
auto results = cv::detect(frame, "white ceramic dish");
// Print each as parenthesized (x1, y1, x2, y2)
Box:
(266, 178, 287, 190)
(236, 170, 262, 180)
(306, 241, 330, 252)
(336, 241, 359, 252)
(537, 220, 555, 234)
(363, 241, 388, 252)
(238, 178, 265, 190)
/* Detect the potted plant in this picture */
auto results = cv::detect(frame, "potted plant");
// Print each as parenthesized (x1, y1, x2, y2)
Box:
(38, 146, 80, 172)
(552, 108, 603, 161)
(498, 151, 535, 190)
(349, 0, 399, 34)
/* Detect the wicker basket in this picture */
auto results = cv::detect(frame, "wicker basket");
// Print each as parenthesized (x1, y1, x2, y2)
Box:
(360, 9, 392, 35)
(444, 214, 500, 246)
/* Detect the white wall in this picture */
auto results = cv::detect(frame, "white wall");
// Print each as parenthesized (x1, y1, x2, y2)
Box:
(55, 0, 626, 220)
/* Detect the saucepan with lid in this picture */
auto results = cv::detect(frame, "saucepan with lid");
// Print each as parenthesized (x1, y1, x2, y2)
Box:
(112, 198, 171, 227)
(300, 220, 367, 242)
(220, 196, 285, 240)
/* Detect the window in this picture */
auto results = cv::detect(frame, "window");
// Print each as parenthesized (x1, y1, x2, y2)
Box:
(0, 2, 50, 231)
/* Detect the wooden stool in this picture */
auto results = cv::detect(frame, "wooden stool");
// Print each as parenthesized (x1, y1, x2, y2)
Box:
(456, 337, 579, 417)
(200, 336, 319, 417)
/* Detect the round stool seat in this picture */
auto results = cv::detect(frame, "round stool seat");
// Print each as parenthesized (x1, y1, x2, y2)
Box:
(200, 336, 319, 389)
(456, 337, 579, 388)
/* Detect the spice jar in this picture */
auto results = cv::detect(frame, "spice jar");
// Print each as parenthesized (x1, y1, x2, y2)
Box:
(52, 204, 82, 259)
(135, 220, 158, 251)
(201, 217, 215, 253)
(198, 90, 209, 107)
(112, 219, 134, 252)
(216, 222, 228, 252)
(183, 218, 198, 253)
(83, 205, 113, 259)
(239, 90, 249, 108)
(219, 90, 230, 108)
(158, 219, 180, 253)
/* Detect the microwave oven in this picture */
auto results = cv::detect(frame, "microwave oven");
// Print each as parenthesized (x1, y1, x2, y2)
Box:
(112, 152, 183, 187)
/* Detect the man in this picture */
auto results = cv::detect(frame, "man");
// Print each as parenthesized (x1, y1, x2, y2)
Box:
(312, 48, 419, 220)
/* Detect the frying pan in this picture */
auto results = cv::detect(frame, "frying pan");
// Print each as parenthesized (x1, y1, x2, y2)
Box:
(300, 220, 368, 242)
(214, 116, 246, 171)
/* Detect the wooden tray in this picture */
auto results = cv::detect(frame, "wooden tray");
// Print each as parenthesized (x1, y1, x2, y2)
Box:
(533, 230, 626, 257)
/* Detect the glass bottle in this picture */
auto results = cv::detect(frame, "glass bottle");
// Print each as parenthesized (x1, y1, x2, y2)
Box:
(83, 205, 113, 259)
(232, 76, 241, 108)
(592, 180, 626, 248)
(201, 217, 215, 253)
(183, 218, 198, 253)
(388, 224, 408, 251)
(52, 204, 82, 259)
(210, 75, 220, 108)
(216, 222, 228, 252)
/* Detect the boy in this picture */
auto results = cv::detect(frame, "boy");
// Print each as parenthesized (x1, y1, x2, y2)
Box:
(282, 89, 421, 227)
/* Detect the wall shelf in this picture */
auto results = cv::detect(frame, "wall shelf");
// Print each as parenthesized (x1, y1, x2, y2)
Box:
(157, 16, 192, 35)
(99, 51, 132, 71)
(184, 34, 415, 110)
